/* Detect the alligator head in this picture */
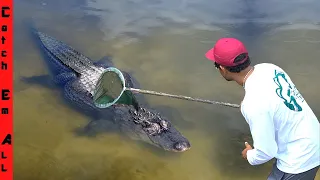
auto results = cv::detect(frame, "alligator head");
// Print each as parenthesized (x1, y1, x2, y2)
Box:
(113, 105, 191, 152)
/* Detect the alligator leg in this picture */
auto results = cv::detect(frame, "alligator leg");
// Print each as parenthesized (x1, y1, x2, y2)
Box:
(20, 74, 57, 89)
(53, 72, 77, 86)
(62, 79, 119, 137)
(93, 56, 114, 68)
(74, 118, 119, 137)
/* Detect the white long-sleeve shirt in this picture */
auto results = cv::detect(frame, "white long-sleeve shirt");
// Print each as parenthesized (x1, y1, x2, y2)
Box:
(241, 63, 320, 174)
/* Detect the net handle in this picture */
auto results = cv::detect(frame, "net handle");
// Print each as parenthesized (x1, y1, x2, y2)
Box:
(126, 87, 240, 108)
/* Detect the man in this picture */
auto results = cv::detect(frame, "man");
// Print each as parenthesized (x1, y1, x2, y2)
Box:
(205, 37, 320, 179)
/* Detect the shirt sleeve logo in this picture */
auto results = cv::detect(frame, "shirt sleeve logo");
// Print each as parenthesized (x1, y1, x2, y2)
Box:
(273, 70, 304, 112)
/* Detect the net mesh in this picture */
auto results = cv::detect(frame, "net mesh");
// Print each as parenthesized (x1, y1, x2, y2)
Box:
(94, 70, 124, 104)
(93, 67, 139, 109)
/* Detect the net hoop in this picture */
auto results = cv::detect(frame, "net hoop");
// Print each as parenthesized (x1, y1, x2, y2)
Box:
(93, 67, 126, 108)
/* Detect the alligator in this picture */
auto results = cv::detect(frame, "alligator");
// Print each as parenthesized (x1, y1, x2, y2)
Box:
(23, 27, 191, 152)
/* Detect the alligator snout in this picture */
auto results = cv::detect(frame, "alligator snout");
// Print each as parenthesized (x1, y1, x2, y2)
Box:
(173, 141, 191, 152)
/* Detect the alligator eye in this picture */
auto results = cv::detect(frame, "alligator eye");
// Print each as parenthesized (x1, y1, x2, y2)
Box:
(160, 120, 168, 129)
(145, 123, 161, 135)
(142, 121, 150, 127)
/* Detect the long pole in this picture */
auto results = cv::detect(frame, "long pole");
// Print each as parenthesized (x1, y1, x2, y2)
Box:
(126, 87, 240, 108)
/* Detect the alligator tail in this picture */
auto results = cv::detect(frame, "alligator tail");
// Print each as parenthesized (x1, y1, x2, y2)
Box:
(26, 18, 94, 74)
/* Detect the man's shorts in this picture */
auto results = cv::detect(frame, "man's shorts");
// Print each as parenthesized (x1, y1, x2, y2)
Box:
(267, 162, 319, 180)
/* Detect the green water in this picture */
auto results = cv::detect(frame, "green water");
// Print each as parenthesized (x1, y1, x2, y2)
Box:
(14, 0, 320, 179)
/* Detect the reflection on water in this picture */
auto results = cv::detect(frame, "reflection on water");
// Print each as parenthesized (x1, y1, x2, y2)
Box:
(14, 0, 320, 179)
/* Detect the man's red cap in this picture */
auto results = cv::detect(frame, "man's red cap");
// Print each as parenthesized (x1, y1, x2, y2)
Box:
(205, 38, 248, 67)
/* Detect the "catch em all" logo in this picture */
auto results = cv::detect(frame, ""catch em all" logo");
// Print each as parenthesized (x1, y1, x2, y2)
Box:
(273, 69, 305, 112)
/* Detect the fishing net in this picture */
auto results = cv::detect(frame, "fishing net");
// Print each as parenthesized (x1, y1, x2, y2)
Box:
(93, 67, 138, 108)
(93, 68, 240, 109)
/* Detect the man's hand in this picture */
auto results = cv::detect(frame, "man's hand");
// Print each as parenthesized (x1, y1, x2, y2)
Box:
(241, 142, 252, 159)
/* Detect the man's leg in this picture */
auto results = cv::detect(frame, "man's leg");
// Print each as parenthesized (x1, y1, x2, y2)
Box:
(281, 166, 319, 180)
(267, 162, 319, 180)
(267, 162, 285, 180)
